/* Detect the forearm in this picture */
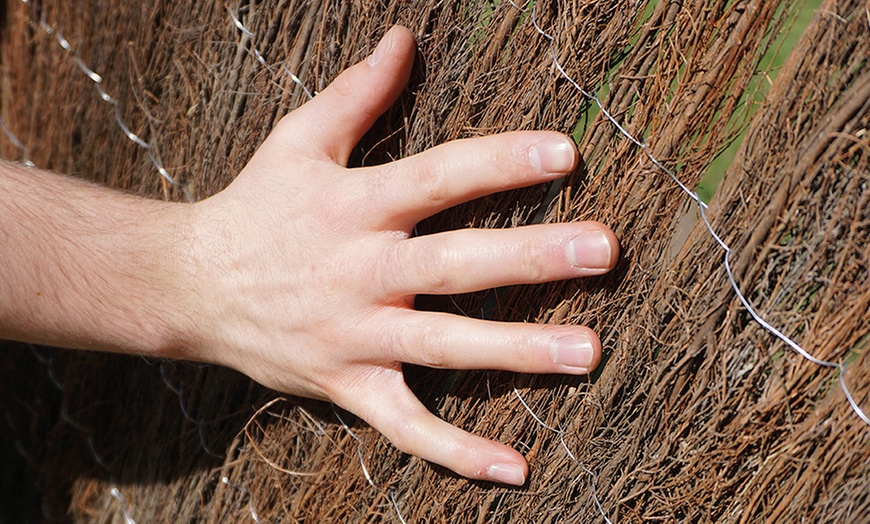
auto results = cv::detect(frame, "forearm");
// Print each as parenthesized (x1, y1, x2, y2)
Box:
(0, 161, 192, 358)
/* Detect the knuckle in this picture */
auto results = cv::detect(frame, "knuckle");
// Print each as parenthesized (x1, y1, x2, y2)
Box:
(486, 134, 531, 183)
(365, 164, 394, 200)
(386, 239, 455, 294)
(495, 140, 525, 181)
(519, 240, 551, 282)
(311, 191, 348, 226)
(376, 322, 406, 361)
(386, 417, 418, 455)
(415, 322, 450, 368)
(510, 332, 535, 366)
(330, 67, 357, 99)
(377, 241, 409, 295)
(379, 318, 449, 369)
(417, 237, 456, 292)
(414, 160, 451, 206)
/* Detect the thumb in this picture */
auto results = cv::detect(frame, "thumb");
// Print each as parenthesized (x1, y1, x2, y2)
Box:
(276, 26, 415, 166)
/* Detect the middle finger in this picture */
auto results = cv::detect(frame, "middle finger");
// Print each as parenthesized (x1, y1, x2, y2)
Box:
(375, 222, 618, 297)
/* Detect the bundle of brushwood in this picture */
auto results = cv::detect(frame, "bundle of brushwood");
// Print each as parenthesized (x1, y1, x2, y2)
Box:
(1, 0, 868, 521)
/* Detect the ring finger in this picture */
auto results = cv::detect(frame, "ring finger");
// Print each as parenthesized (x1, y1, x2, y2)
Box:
(369, 308, 603, 374)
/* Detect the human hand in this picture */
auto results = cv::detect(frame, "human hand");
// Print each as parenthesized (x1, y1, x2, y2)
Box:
(184, 26, 618, 485)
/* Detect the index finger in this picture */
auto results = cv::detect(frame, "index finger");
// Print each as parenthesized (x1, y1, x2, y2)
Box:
(358, 132, 578, 230)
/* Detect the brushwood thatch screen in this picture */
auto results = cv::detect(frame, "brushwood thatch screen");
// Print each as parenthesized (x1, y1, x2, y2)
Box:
(1, 0, 869, 521)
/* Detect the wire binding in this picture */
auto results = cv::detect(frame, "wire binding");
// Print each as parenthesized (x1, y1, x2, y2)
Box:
(514, 0, 868, 427)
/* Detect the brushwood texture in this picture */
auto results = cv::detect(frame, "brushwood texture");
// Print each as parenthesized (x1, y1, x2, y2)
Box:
(0, 0, 868, 521)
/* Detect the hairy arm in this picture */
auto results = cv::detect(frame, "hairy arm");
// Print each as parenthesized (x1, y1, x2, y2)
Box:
(0, 163, 193, 357)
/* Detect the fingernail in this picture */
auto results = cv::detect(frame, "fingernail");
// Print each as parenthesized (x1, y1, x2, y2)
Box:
(552, 335, 595, 369)
(486, 463, 526, 486)
(529, 137, 576, 174)
(566, 230, 612, 270)
(368, 27, 395, 66)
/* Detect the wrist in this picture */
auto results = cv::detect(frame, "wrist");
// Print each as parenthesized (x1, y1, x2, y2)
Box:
(135, 200, 203, 361)
(162, 196, 234, 367)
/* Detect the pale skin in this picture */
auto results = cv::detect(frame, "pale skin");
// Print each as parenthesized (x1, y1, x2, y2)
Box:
(0, 26, 618, 486)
